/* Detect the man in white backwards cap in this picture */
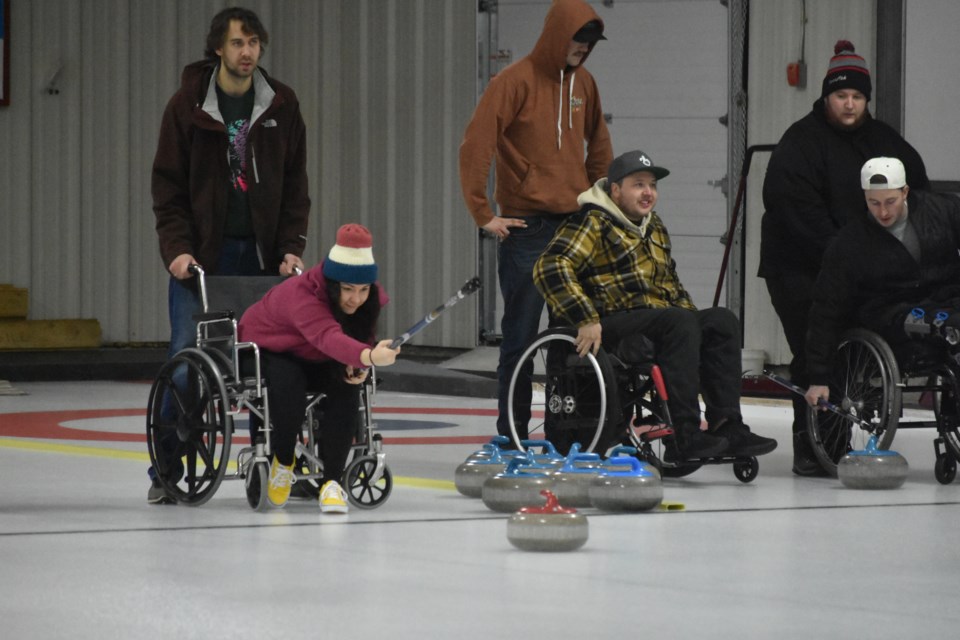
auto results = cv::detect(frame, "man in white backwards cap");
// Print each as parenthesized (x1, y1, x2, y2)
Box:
(805, 157, 960, 408)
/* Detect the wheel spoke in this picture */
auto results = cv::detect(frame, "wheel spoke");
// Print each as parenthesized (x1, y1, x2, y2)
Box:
(184, 441, 199, 494)
(192, 433, 216, 472)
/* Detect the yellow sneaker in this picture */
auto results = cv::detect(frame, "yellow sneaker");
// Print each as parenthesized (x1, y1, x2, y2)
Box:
(267, 457, 296, 507)
(320, 480, 348, 513)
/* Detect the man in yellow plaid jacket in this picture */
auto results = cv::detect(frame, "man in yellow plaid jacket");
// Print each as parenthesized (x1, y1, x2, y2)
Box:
(534, 150, 777, 461)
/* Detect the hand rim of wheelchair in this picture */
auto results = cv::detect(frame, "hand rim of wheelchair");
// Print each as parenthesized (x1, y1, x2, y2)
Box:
(806, 328, 902, 478)
(146, 348, 233, 506)
(343, 455, 393, 509)
(506, 328, 611, 454)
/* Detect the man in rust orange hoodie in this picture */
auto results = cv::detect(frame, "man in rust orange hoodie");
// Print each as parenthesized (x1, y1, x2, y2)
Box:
(459, 0, 613, 442)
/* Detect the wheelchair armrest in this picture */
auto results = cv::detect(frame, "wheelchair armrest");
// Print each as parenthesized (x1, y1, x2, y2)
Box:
(193, 310, 235, 322)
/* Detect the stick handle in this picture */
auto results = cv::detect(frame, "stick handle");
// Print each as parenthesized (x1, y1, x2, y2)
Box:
(388, 277, 481, 349)
(763, 371, 870, 429)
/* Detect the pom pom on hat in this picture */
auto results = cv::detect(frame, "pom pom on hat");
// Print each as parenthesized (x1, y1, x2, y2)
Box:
(322, 224, 378, 284)
(822, 39, 872, 100)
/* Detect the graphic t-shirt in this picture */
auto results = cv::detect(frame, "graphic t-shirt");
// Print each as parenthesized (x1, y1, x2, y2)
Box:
(217, 84, 255, 238)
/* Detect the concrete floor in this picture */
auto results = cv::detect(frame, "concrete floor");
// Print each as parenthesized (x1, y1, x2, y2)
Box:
(1, 379, 959, 639)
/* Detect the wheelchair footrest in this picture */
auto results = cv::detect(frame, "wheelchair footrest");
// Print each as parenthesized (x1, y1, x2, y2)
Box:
(639, 427, 674, 441)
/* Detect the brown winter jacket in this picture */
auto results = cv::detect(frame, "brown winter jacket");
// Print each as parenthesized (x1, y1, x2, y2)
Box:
(152, 60, 310, 274)
(459, 0, 613, 226)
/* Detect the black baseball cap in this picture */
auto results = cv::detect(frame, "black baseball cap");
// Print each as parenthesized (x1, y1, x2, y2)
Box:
(607, 150, 670, 184)
(573, 20, 606, 44)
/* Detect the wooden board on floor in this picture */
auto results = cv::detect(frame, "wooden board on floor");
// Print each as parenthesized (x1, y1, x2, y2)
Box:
(0, 319, 101, 350)
(0, 285, 28, 319)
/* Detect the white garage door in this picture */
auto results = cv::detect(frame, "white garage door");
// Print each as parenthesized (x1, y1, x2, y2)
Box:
(496, 0, 730, 309)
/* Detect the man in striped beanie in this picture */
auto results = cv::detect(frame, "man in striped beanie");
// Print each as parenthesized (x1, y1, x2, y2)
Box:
(760, 39, 929, 476)
(821, 39, 872, 103)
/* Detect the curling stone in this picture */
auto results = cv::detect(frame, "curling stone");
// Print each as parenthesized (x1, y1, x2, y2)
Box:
(462, 436, 514, 464)
(507, 490, 589, 552)
(605, 445, 661, 478)
(455, 447, 514, 498)
(462, 443, 497, 465)
(589, 456, 663, 512)
(482, 457, 556, 513)
(566, 442, 604, 469)
(522, 439, 566, 470)
(837, 435, 908, 490)
(550, 447, 604, 508)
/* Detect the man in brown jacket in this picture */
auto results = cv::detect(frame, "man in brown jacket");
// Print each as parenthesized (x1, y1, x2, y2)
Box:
(149, 6, 309, 503)
(459, 0, 613, 443)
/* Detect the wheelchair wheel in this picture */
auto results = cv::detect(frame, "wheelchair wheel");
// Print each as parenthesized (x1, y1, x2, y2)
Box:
(343, 455, 392, 509)
(245, 460, 270, 511)
(146, 349, 232, 506)
(507, 328, 620, 454)
(733, 457, 759, 483)
(934, 454, 957, 485)
(806, 329, 901, 478)
(930, 373, 960, 464)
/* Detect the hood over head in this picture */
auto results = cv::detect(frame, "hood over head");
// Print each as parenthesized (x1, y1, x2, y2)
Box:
(529, 0, 605, 74)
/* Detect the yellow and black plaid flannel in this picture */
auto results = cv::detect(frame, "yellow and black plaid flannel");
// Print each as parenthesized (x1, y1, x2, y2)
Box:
(534, 208, 696, 328)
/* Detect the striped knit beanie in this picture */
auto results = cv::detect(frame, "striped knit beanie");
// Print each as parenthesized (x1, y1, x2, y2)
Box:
(821, 40, 872, 100)
(322, 224, 378, 284)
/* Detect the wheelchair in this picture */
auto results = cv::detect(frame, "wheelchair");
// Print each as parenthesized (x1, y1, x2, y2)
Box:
(806, 327, 960, 484)
(506, 327, 761, 483)
(145, 266, 393, 510)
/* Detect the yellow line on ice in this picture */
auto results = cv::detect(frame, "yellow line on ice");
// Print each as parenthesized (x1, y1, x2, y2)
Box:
(0, 438, 456, 491)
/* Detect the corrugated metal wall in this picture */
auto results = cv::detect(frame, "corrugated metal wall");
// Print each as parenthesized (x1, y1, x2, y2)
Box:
(742, 0, 875, 366)
(0, 0, 478, 348)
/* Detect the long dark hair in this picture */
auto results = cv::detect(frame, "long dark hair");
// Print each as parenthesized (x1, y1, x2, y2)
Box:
(204, 7, 270, 60)
(326, 280, 381, 342)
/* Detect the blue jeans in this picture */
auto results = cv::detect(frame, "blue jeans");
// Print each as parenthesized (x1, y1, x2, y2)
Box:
(152, 238, 266, 482)
(167, 237, 265, 357)
(496, 215, 564, 439)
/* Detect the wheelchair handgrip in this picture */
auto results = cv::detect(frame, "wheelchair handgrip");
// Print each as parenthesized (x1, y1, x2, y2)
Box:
(192, 310, 235, 322)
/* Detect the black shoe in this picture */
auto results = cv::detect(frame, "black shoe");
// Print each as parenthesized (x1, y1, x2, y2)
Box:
(147, 478, 176, 505)
(791, 432, 830, 477)
(665, 428, 728, 461)
(792, 454, 830, 477)
(714, 421, 778, 456)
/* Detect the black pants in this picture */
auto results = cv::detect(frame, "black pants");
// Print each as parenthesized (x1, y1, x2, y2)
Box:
(601, 306, 743, 433)
(256, 351, 360, 485)
(765, 272, 816, 439)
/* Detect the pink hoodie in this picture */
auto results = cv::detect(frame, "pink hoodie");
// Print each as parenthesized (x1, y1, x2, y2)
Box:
(238, 262, 389, 369)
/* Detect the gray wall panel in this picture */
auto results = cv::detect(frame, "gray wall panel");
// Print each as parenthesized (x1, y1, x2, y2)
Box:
(0, 0, 478, 348)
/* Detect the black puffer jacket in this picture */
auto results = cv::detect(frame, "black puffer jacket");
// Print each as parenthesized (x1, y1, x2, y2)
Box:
(806, 190, 960, 383)
(759, 99, 929, 278)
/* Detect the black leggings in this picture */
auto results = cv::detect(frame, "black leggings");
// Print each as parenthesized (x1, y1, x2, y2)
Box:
(254, 351, 360, 484)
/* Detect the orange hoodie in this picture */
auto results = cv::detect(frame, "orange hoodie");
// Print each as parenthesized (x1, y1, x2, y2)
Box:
(459, 0, 613, 226)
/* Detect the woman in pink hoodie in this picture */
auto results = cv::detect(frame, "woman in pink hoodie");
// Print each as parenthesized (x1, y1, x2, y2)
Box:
(239, 224, 399, 512)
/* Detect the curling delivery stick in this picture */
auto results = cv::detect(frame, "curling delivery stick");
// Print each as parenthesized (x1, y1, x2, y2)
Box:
(763, 371, 873, 430)
(389, 277, 482, 349)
